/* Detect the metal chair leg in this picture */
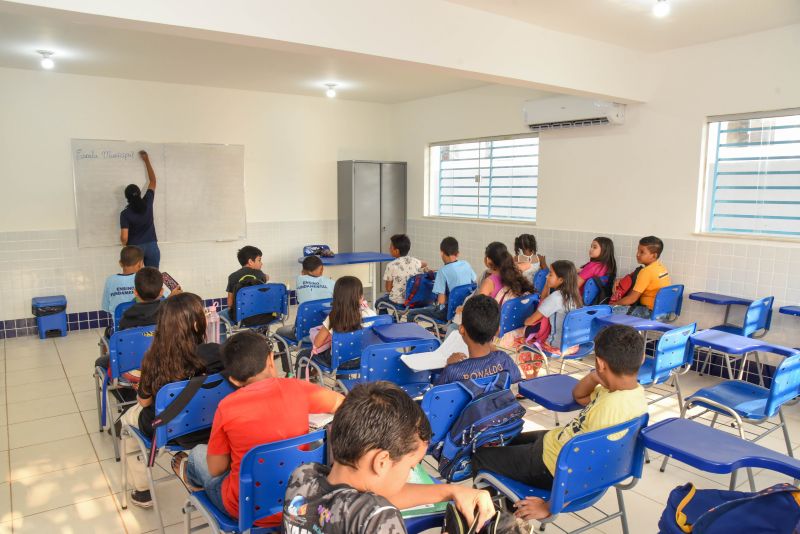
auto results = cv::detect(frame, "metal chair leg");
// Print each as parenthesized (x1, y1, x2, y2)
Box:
(779, 408, 794, 457)
(120, 428, 129, 509)
(94, 371, 104, 432)
(616, 486, 630, 534)
(659, 454, 670, 473)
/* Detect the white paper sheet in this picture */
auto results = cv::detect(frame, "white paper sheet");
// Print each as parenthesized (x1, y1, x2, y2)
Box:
(400, 330, 469, 371)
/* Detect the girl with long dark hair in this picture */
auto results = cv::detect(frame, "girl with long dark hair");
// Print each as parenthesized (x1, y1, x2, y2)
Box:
(578, 237, 617, 290)
(481, 241, 534, 304)
(524, 260, 583, 345)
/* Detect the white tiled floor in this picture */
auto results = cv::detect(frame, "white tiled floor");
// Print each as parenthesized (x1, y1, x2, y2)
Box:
(1, 330, 799, 533)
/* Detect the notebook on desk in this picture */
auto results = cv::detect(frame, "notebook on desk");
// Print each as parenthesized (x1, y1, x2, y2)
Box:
(400, 464, 448, 518)
(401, 330, 468, 372)
(308, 413, 334, 430)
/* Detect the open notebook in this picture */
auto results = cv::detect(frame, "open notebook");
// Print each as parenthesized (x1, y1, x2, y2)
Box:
(400, 464, 448, 518)
(400, 330, 468, 372)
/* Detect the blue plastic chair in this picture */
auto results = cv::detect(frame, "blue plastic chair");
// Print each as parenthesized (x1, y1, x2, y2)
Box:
(638, 323, 697, 406)
(271, 298, 332, 373)
(412, 283, 476, 340)
(675, 349, 800, 490)
(183, 428, 327, 534)
(700, 296, 775, 381)
(113, 300, 136, 330)
(498, 294, 539, 337)
(533, 268, 549, 294)
(121, 373, 235, 533)
(221, 283, 289, 333)
(94, 325, 155, 460)
(531, 305, 613, 374)
(475, 413, 649, 534)
(339, 338, 440, 397)
(375, 272, 436, 321)
(650, 284, 684, 322)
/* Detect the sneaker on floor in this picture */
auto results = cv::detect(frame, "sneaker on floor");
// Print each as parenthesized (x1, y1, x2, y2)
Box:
(130, 490, 153, 508)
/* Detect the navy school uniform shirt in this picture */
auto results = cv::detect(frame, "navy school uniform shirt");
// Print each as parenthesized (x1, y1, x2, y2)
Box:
(120, 189, 157, 245)
(434, 349, 522, 386)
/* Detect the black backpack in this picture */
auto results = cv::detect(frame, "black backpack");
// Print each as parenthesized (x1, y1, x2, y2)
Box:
(230, 275, 276, 326)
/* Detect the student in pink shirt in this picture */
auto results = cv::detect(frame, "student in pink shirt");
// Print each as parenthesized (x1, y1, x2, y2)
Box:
(577, 237, 617, 290)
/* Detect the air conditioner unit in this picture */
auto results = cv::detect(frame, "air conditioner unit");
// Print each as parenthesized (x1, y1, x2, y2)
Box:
(523, 96, 626, 131)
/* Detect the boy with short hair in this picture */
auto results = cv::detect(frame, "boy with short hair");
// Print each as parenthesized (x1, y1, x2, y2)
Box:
(406, 237, 476, 323)
(471, 324, 647, 521)
(375, 234, 427, 311)
(436, 295, 521, 386)
(222, 245, 269, 322)
(295, 255, 335, 304)
(282, 381, 496, 533)
(101, 245, 147, 315)
(179, 331, 344, 528)
(613, 236, 671, 318)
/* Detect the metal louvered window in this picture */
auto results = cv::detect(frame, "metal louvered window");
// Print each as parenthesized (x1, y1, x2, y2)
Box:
(428, 134, 538, 222)
(703, 110, 800, 238)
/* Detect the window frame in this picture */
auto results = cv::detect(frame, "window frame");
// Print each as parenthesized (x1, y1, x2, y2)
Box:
(425, 132, 539, 223)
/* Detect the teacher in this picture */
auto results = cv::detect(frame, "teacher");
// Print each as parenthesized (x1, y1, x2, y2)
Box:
(120, 150, 160, 268)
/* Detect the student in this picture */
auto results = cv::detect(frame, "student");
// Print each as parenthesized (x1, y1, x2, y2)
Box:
(436, 295, 521, 386)
(524, 260, 583, 346)
(295, 255, 335, 304)
(120, 292, 223, 508)
(479, 242, 534, 304)
(175, 331, 344, 527)
(222, 245, 269, 321)
(514, 234, 547, 284)
(283, 381, 496, 534)
(472, 324, 647, 521)
(101, 246, 145, 316)
(577, 237, 617, 290)
(299, 276, 376, 372)
(375, 234, 427, 311)
(406, 237, 476, 323)
(612, 236, 671, 318)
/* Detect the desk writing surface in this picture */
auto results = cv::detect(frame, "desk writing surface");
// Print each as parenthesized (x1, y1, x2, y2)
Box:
(297, 252, 394, 265)
(688, 292, 752, 306)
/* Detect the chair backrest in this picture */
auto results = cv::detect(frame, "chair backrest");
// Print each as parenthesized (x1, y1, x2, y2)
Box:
(533, 268, 549, 294)
(360, 338, 439, 386)
(294, 298, 332, 341)
(582, 276, 609, 307)
(109, 325, 156, 378)
(238, 429, 326, 530)
(645, 323, 697, 384)
(651, 284, 685, 322)
(549, 413, 649, 514)
(153, 373, 235, 448)
(498, 294, 539, 336)
(235, 283, 289, 325)
(765, 352, 800, 416)
(447, 283, 477, 321)
(560, 305, 613, 352)
(113, 300, 136, 328)
(742, 296, 774, 338)
(421, 373, 513, 447)
(330, 314, 393, 368)
(404, 273, 436, 307)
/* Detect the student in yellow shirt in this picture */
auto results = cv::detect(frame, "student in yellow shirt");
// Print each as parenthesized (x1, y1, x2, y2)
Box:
(471, 324, 647, 521)
(612, 235, 671, 318)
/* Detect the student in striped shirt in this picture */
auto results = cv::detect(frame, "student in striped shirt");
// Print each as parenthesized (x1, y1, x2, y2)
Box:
(435, 294, 521, 386)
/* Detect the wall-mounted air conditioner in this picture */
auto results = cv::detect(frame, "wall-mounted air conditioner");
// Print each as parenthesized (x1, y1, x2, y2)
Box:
(523, 96, 626, 131)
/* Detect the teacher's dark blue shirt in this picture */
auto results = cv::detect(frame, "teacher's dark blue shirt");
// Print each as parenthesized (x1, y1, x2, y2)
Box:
(120, 189, 157, 245)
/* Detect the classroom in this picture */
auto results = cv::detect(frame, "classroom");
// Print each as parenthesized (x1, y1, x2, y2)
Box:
(0, 0, 799, 532)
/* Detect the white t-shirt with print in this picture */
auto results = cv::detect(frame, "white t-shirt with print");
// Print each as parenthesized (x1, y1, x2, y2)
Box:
(537, 290, 574, 344)
(383, 256, 423, 304)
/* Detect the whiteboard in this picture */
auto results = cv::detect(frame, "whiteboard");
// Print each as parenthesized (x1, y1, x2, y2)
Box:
(71, 139, 245, 247)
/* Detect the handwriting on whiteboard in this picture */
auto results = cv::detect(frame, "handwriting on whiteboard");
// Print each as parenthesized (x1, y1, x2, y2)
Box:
(76, 149, 136, 161)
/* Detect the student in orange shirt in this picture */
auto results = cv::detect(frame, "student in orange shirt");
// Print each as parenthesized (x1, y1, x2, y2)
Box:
(612, 236, 671, 318)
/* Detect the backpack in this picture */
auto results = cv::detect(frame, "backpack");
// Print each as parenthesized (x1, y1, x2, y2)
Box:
(230, 275, 276, 326)
(609, 266, 643, 305)
(403, 271, 436, 308)
(442, 498, 528, 534)
(432, 372, 526, 482)
(586, 276, 612, 306)
(658, 482, 800, 534)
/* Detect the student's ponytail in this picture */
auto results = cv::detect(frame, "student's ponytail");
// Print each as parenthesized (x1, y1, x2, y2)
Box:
(485, 241, 533, 296)
(125, 184, 147, 214)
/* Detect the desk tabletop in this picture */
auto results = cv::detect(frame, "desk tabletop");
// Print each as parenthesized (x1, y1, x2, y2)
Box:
(297, 252, 395, 265)
(779, 306, 800, 317)
(594, 314, 673, 333)
(690, 328, 797, 356)
(373, 322, 436, 343)
(688, 292, 752, 306)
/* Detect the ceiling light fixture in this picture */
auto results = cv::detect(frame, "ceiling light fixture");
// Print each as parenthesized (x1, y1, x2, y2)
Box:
(325, 83, 337, 98)
(37, 50, 55, 69)
(653, 0, 670, 18)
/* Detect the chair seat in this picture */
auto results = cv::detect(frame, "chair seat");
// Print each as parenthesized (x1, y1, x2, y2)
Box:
(710, 324, 746, 337)
(339, 379, 430, 398)
(191, 491, 240, 532)
(128, 425, 186, 454)
(476, 471, 607, 513)
(518, 375, 583, 412)
(687, 380, 771, 419)
(542, 342, 594, 361)
(641, 417, 800, 478)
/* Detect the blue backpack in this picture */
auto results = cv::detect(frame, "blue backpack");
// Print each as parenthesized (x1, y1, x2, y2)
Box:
(658, 482, 800, 534)
(432, 372, 526, 482)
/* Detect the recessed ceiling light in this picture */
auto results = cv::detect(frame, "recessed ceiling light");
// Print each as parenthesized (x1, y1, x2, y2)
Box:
(653, 0, 670, 18)
(37, 50, 55, 69)
(325, 83, 337, 98)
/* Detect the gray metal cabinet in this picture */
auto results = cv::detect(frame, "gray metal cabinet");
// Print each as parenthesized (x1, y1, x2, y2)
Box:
(337, 160, 407, 253)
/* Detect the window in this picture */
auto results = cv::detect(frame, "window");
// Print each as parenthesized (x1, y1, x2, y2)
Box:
(702, 110, 800, 238)
(428, 134, 538, 222)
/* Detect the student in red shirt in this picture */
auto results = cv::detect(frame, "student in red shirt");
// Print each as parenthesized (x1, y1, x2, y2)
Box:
(174, 331, 344, 526)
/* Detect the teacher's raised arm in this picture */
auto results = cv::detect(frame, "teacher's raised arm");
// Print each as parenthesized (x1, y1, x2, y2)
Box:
(119, 150, 161, 268)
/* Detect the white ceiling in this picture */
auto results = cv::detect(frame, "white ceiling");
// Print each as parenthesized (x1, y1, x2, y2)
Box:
(0, 4, 493, 104)
(446, 0, 800, 52)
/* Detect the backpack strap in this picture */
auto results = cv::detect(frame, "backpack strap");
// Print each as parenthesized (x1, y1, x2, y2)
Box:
(147, 374, 208, 466)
